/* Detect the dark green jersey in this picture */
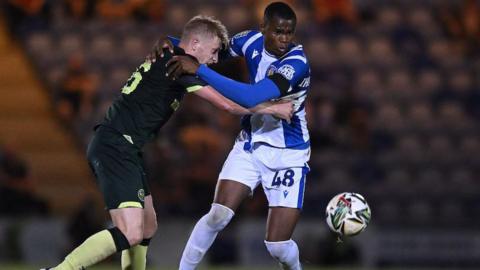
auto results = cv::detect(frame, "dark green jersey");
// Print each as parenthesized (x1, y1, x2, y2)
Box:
(99, 47, 207, 148)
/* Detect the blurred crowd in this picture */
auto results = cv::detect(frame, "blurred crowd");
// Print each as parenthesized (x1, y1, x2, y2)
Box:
(2, 0, 480, 228)
(0, 144, 49, 217)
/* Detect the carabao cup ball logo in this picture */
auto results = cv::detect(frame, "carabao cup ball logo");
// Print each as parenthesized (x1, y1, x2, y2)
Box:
(331, 195, 351, 230)
(326, 192, 371, 236)
(138, 189, 145, 202)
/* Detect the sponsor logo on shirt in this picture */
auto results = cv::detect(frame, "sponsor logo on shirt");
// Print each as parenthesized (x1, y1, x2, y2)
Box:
(277, 65, 295, 80)
(233, 30, 251, 40)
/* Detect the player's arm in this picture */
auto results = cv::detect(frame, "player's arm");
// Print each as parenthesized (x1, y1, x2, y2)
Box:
(193, 85, 250, 115)
(176, 72, 290, 117)
(196, 65, 289, 108)
(167, 56, 290, 108)
(195, 67, 289, 108)
(193, 86, 294, 122)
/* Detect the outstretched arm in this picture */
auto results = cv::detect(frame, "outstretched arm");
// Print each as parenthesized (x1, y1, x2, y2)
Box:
(196, 65, 289, 108)
(193, 86, 294, 122)
(167, 56, 291, 108)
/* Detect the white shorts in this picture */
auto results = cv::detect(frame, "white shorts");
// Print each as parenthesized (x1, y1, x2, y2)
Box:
(218, 141, 310, 209)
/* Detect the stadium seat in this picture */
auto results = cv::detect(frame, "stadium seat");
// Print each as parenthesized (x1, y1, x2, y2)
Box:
(121, 35, 148, 62)
(336, 36, 364, 67)
(385, 69, 415, 104)
(416, 68, 443, 99)
(396, 135, 425, 167)
(305, 37, 333, 69)
(449, 168, 476, 195)
(406, 8, 440, 38)
(322, 168, 353, 194)
(377, 7, 402, 31)
(373, 103, 405, 132)
(406, 102, 436, 133)
(407, 200, 433, 226)
(26, 32, 54, 56)
(59, 33, 84, 55)
(383, 168, 412, 195)
(367, 37, 398, 69)
(416, 168, 445, 194)
(88, 35, 116, 62)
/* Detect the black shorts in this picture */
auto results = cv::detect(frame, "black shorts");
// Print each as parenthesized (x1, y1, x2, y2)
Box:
(87, 126, 150, 210)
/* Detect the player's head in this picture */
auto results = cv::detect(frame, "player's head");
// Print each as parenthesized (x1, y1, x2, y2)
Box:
(261, 2, 296, 57)
(180, 15, 229, 65)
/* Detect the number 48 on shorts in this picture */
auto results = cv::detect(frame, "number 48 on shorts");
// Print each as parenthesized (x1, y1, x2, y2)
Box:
(264, 165, 309, 209)
(271, 169, 295, 187)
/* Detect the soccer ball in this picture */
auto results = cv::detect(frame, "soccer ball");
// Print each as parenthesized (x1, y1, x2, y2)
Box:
(325, 192, 371, 236)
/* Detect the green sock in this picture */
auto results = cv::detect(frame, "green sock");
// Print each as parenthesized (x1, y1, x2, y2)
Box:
(121, 239, 151, 270)
(55, 230, 117, 270)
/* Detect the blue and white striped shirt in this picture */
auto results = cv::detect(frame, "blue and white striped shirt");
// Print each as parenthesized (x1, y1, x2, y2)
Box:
(229, 30, 311, 150)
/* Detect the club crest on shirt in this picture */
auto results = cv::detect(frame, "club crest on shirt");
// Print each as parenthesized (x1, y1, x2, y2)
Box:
(267, 65, 277, 76)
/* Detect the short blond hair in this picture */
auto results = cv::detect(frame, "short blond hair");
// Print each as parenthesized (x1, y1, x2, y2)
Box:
(182, 15, 229, 49)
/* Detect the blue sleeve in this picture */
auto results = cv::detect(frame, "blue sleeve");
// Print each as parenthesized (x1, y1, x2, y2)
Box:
(168, 36, 180, 46)
(197, 65, 281, 108)
(229, 34, 244, 57)
(228, 30, 258, 57)
(276, 57, 309, 87)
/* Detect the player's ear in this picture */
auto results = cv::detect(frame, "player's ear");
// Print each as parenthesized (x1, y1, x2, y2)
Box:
(260, 22, 266, 34)
(191, 38, 200, 52)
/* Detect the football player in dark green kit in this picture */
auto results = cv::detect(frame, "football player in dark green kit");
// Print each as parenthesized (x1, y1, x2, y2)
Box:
(44, 15, 293, 270)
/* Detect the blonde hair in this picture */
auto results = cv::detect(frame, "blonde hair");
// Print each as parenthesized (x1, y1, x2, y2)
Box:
(181, 15, 229, 49)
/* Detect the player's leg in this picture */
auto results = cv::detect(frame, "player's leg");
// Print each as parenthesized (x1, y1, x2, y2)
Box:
(261, 163, 309, 270)
(52, 128, 147, 270)
(110, 207, 145, 246)
(179, 180, 250, 270)
(53, 207, 143, 270)
(122, 195, 157, 270)
(179, 142, 258, 270)
(265, 207, 302, 270)
(214, 179, 252, 209)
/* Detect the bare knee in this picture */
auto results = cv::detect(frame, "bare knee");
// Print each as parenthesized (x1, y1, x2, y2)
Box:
(110, 207, 144, 246)
(119, 225, 144, 246)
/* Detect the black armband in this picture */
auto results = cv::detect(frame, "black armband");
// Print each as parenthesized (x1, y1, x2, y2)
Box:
(268, 73, 291, 97)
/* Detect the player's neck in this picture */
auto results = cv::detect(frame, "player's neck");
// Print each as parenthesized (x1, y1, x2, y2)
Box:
(178, 42, 191, 55)
(264, 48, 279, 58)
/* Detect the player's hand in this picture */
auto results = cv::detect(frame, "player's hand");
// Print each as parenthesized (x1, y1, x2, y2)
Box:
(146, 37, 174, 62)
(271, 100, 294, 123)
(166, 55, 200, 79)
